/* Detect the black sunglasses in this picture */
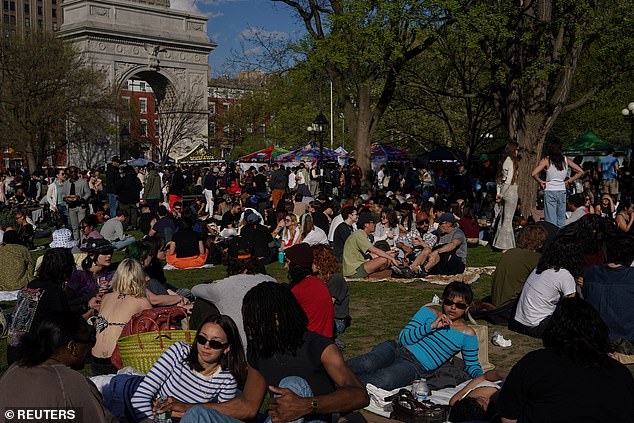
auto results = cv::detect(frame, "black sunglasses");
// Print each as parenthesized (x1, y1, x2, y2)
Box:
(196, 335, 228, 350)
(417, 220, 429, 225)
(443, 298, 468, 310)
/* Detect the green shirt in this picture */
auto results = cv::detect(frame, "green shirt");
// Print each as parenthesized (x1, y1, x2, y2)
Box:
(56, 181, 65, 205)
(343, 229, 372, 277)
(490, 248, 541, 306)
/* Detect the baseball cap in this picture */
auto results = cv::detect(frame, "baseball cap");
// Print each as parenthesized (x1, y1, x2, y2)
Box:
(436, 212, 457, 224)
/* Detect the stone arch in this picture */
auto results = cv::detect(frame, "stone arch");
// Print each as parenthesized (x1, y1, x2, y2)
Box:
(58, 0, 214, 166)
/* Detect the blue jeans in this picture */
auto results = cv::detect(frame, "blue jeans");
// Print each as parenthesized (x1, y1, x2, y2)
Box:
(346, 340, 427, 390)
(334, 319, 347, 336)
(112, 236, 136, 251)
(108, 193, 118, 219)
(180, 376, 325, 423)
(544, 190, 567, 228)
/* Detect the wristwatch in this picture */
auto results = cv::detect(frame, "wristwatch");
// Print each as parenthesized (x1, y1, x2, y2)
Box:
(310, 398, 318, 412)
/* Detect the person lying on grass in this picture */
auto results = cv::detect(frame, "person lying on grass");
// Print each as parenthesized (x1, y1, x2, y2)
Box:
(346, 281, 482, 391)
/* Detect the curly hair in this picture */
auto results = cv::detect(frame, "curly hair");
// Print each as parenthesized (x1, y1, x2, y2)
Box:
(542, 297, 612, 367)
(516, 224, 549, 251)
(312, 245, 341, 281)
(242, 282, 307, 358)
(564, 214, 615, 255)
(535, 226, 584, 278)
(37, 248, 76, 287)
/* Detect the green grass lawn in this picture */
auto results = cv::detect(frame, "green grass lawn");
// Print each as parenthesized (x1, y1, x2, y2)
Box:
(2, 242, 631, 376)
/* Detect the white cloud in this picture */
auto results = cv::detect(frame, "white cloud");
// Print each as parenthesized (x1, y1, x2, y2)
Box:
(239, 27, 289, 41)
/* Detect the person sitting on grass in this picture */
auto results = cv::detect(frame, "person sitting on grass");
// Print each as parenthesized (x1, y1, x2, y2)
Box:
(0, 312, 117, 423)
(91, 258, 152, 375)
(129, 315, 246, 421)
(421, 212, 468, 276)
(499, 297, 634, 422)
(509, 226, 584, 338)
(342, 212, 399, 279)
(346, 282, 482, 391)
(165, 211, 208, 269)
(100, 210, 135, 251)
(156, 282, 369, 423)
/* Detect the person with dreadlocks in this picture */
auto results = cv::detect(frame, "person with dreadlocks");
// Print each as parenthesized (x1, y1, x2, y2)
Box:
(158, 281, 369, 423)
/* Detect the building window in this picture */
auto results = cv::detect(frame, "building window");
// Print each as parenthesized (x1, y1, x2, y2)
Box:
(2, 1, 8, 10)
(24, 17, 29, 27)
(208, 122, 215, 135)
(223, 125, 230, 135)
(208, 102, 215, 114)
(3, 15, 9, 24)
(139, 82, 146, 91)
(139, 98, 147, 114)
(37, 5, 41, 14)
(37, 19, 42, 27)
(23, 3, 28, 12)
(10, 15, 16, 24)
(140, 119, 148, 136)
(223, 103, 230, 112)
(52, 22, 57, 30)
(51, 8, 56, 17)
(154, 120, 160, 135)
(9, 1, 15, 11)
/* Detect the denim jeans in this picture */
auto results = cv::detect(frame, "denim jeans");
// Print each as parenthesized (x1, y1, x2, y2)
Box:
(544, 190, 567, 228)
(112, 236, 136, 251)
(107, 193, 118, 219)
(180, 376, 325, 423)
(345, 340, 428, 390)
(334, 319, 347, 336)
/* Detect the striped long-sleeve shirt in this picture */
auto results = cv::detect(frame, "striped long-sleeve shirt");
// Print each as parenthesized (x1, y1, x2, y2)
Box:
(131, 342, 238, 418)
(398, 306, 483, 378)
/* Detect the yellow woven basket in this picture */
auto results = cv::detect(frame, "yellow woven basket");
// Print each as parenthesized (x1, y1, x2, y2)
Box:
(117, 329, 197, 374)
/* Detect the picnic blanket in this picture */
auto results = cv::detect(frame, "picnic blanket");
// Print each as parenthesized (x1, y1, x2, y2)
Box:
(0, 290, 20, 302)
(346, 266, 496, 285)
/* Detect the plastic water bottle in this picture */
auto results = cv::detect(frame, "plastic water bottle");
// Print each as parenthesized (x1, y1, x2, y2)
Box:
(154, 396, 171, 423)
(413, 379, 430, 401)
(278, 251, 285, 264)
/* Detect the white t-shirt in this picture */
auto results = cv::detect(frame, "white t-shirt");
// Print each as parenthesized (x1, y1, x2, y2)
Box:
(288, 172, 297, 189)
(515, 268, 576, 327)
(301, 227, 329, 246)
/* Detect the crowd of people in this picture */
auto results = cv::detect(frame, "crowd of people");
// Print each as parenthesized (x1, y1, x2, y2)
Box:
(0, 143, 633, 423)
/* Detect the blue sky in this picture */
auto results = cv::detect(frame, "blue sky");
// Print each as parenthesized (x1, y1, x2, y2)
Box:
(170, 0, 304, 76)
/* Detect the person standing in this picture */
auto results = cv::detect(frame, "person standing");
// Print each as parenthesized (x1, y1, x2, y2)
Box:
(168, 166, 186, 212)
(270, 163, 287, 209)
(46, 168, 67, 226)
(63, 167, 91, 241)
(142, 162, 161, 215)
(531, 142, 584, 228)
(598, 147, 620, 200)
(493, 142, 520, 251)
(105, 156, 121, 219)
(116, 166, 143, 229)
(202, 167, 219, 220)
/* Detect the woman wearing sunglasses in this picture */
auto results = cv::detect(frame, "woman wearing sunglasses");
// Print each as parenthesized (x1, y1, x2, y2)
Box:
(131, 314, 246, 420)
(346, 282, 482, 391)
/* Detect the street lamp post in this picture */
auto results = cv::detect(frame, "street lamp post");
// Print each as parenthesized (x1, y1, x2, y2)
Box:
(621, 102, 634, 172)
(307, 112, 328, 193)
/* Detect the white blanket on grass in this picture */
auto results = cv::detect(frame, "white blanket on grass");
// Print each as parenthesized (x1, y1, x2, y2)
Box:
(364, 381, 470, 417)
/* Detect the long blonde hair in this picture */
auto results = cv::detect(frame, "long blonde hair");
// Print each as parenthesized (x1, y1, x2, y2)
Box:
(111, 258, 147, 298)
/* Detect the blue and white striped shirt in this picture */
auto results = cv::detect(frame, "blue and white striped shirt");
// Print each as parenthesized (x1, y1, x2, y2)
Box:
(131, 342, 238, 418)
(399, 306, 483, 378)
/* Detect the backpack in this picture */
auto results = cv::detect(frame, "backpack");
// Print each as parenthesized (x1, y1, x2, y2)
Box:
(8, 288, 43, 346)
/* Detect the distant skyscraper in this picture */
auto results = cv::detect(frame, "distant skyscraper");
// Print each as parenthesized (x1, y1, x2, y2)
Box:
(1, 0, 169, 36)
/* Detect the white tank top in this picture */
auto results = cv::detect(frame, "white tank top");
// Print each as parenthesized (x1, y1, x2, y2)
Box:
(545, 156, 568, 191)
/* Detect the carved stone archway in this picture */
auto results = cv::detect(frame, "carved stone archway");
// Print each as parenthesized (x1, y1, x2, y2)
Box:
(58, 0, 214, 164)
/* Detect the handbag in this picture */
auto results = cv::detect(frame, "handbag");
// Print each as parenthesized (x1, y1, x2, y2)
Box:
(111, 306, 189, 369)
(425, 304, 494, 372)
(387, 389, 449, 423)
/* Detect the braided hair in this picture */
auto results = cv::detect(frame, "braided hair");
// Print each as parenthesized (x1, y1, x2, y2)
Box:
(242, 282, 307, 359)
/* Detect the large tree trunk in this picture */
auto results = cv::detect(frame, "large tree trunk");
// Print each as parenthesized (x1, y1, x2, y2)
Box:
(353, 86, 374, 186)
(25, 136, 37, 172)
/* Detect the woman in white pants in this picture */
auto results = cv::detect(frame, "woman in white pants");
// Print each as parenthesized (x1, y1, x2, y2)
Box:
(493, 142, 520, 251)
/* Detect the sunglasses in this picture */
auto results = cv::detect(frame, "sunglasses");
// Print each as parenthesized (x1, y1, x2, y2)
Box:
(196, 335, 228, 350)
(443, 298, 468, 310)
(99, 250, 114, 256)
(417, 220, 429, 225)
